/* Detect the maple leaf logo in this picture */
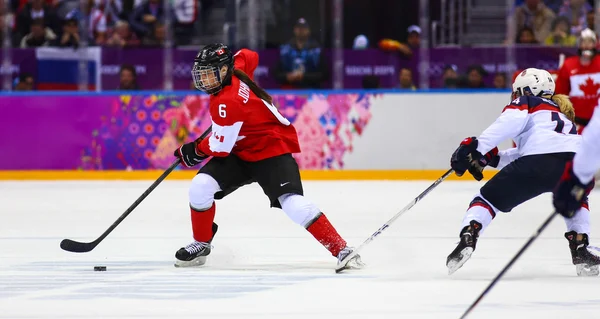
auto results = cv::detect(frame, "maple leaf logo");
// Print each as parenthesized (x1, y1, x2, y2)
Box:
(579, 77, 600, 97)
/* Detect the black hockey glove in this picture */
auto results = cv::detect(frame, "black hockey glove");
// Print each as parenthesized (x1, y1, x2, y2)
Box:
(553, 161, 594, 218)
(466, 147, 500, 181)
(174, 140, 208, 168)
(450, 137, 489, 181)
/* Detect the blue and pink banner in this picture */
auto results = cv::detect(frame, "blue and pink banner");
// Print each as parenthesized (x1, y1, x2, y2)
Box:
(0, 46, 577, 90)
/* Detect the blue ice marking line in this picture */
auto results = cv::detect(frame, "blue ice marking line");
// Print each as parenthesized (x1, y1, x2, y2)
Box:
(2, 261, 370, 301)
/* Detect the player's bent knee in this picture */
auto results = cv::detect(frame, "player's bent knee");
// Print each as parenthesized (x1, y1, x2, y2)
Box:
(472, 193, 503, 213)
(469, 195, 499, 216)
(189, 173, 221, 210)
(278, 193, 321, 228)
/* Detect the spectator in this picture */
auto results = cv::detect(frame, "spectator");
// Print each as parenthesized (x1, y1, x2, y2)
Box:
(20, 17, 56, 47)
(172, 0, 197, 46)
(516, 26, 539, 44)
(545, 16, 577, 46)
(105, 19, 139, 47)
(129, 0, 164, 39)
(493, 73, 507, 89)
(353, 34, 368, 49)
(274, 18, 328, 89)
(53, 13, 79, 48)
(398, 68, 416, 90)
(406, 25, 421, 48)
(558, 0, 592, 36)
(141, 21, 164, 46)
(462, 65, 487, 89)
(442, 64, 459, 88)
(380, 25, 421, 59)
(16, 0, 59, 41)
(514, 0, 556, 43)
(88, 0, 123, 45)
(118, 64, 139, 90)
(14, 73, 35, 91)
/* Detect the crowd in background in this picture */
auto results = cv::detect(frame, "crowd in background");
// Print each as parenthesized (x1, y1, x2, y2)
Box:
(514, 0, 593, 45)
(0, 0, 216, 48)
(0, 0, 597, 91)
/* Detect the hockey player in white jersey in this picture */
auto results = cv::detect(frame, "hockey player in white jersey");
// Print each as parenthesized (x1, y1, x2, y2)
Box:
(447, 68, 600, 276)
(554, 104, 600, 217)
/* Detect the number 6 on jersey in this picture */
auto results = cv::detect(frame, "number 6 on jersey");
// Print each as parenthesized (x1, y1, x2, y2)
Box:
(219, 104, 227, 118)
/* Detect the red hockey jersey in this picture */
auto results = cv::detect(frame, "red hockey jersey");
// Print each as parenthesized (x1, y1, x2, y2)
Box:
(555, 55, 600, 122)
(197, 49, 301, 162)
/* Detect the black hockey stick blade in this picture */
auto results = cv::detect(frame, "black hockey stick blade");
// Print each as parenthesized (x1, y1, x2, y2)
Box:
(459, 211, 558, 319)
(60, 127, 212, 253)
(60, 238, 100, 253)
(336, 169, 454, 273)
(60, 159, 182, 253)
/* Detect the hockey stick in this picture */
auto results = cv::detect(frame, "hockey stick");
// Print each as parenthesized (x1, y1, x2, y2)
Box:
(60, 126, 213, 253)
(459, 211, 558, 319)
(336, 168, 454, 273)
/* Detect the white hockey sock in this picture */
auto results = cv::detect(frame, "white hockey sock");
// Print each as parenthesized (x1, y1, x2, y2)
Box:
(278, 193, 321, 228)
(461, 195, 498, 234)
(564, 206, 591, 236)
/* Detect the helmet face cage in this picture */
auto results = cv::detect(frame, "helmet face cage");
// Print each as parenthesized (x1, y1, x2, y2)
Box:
(512, 86, 532, 99)
(192, 63, 223, 94)
(191, 43, 234, 95)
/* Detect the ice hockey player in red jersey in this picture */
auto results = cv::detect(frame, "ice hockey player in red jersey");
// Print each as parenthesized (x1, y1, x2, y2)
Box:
(447, 68, 600, 276)
(172, 43, 363, 271)
(555, 28, 600, 133)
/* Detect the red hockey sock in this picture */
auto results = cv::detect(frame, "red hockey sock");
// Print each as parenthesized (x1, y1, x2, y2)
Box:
(191, 203, 216, 242)
(306, 213, 347, 257)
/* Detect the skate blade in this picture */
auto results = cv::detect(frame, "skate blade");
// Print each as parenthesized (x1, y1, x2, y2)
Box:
(174, 256, 207, 268)
(447, 247, 473, 275)
(335, 255, 365, 274)
(576, 264, 599, 276)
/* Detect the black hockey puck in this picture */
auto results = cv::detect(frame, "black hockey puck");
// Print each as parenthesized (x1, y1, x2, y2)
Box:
(94, 266, 107, 271)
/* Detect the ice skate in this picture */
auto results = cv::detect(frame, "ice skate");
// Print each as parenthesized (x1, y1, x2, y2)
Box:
(174, 241, 212, 267)
(565, 231, 600, 276)
(447, 220, 481, 275)
(174, 223, 218, 268)
(335, 246, 365, 273)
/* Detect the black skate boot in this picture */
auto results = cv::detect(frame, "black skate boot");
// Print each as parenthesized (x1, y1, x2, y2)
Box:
(565, 231, 600, 276)
(175, 223, 218, 268)
(447, 220, 482, 275)
(335, 246, 365, 273)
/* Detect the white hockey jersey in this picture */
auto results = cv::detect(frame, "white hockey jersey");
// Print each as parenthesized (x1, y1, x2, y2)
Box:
(573, 106, 600, 184)
(476, 95, 581, 169)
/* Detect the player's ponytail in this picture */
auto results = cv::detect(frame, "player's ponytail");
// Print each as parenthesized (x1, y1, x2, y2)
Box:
(233, 68, 273, 104)
(548, 94, 576, 123)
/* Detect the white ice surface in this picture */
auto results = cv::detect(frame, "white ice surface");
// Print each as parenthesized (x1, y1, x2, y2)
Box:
(1, 180, 600, 319)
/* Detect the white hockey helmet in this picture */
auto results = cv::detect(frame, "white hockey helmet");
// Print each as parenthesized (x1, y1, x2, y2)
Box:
(512, 68, 555, 97)
(578, 28, 597, 47)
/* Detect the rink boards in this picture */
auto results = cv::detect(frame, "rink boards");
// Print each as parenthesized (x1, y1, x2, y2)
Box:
(0, 90, 510, 180)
